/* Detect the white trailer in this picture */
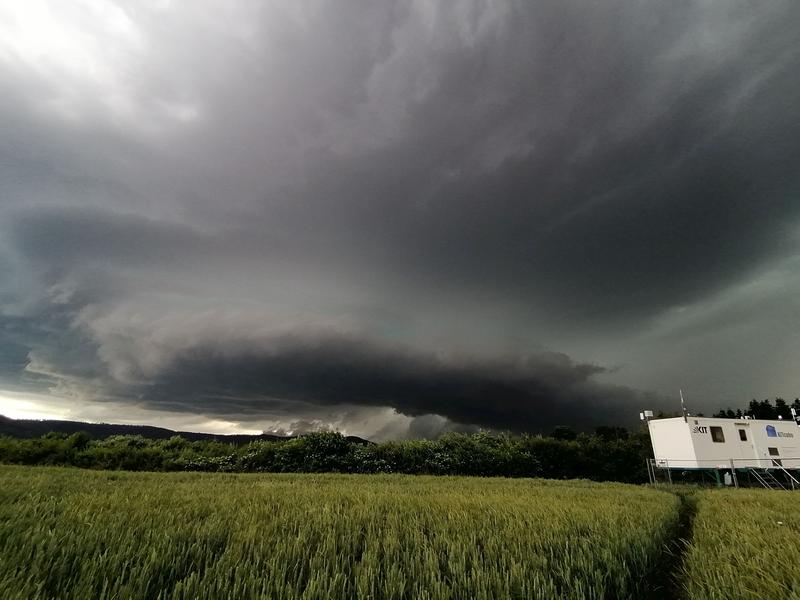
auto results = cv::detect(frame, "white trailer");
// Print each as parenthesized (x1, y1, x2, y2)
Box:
(647, 415, 800, 471)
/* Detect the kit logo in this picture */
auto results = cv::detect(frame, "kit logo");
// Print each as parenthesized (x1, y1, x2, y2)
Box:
(691, 426, 708, 434)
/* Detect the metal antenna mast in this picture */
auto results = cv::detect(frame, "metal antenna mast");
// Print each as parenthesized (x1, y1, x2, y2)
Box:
(680, 389, 688, 422)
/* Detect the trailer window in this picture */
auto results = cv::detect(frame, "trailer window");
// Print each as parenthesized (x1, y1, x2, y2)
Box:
(710, 426, 725, 443)
(768, 447, 779, 456)
(738, 429, 747, 441)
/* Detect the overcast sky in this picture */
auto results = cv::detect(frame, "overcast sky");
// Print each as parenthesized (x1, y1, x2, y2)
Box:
(1, 0, 799, 439)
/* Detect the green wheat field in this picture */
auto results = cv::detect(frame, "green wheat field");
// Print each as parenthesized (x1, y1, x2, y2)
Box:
(0, 466, 796, 599)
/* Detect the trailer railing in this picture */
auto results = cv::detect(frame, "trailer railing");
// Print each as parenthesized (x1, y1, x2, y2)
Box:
(647, 457, 800, 490)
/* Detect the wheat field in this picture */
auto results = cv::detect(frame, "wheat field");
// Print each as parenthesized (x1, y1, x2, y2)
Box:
(681, 489, 800, 600)
(0, 465, 682, 600)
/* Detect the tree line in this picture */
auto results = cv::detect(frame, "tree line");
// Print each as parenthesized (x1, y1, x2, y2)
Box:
(0, 428, 653, 483)
(712, 398, 800, 420)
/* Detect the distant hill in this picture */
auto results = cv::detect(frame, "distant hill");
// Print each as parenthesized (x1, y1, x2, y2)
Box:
(0, 415, 371, 445)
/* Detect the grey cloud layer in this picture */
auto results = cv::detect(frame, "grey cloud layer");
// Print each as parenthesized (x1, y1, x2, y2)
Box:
(26, 316, 656, 432)
(1, 0, 799, 432)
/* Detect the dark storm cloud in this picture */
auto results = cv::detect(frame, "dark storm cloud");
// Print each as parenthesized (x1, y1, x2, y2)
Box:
(10, 208, 211, 268)
(5, 0, 799, 324)
(1, 1, 800, 432)
(0, 316, 35, 380)
(108, 331, 658, 431)
(280, 1, 800, 326)
(0, 308, 103, 400)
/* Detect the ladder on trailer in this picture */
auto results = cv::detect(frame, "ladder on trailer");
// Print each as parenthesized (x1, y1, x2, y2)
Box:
(751, 469, 786, 490)
(750, 467, 799, 490)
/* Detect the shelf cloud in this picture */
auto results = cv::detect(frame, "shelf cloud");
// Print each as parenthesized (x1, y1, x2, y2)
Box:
(1, 1, 799, 437)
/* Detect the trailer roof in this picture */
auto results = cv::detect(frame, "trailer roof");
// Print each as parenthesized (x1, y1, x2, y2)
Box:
(649, 415, 798, 426)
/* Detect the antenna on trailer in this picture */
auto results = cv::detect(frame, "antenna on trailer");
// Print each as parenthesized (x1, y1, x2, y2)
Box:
(680, 389, 688, 422)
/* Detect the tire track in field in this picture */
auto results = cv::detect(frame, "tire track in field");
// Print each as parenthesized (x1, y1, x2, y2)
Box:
(645, 489, 697, 599)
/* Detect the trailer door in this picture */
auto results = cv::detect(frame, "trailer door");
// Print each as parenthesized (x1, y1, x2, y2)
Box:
(734, 424, 759, 466)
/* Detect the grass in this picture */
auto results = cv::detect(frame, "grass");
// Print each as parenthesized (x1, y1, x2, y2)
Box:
(0, 465, 680, 600)
(681, 489, 800, 600)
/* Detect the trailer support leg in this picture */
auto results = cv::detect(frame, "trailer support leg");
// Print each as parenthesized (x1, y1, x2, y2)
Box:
(648, 459, 657, 485)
